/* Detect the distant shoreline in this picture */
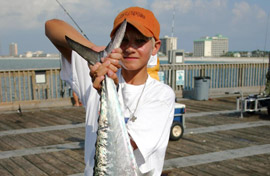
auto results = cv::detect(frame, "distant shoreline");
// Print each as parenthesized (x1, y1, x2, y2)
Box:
(160, 56, 269, 64)
(0, 57, 60, 60)
(185, 57, 268, 62)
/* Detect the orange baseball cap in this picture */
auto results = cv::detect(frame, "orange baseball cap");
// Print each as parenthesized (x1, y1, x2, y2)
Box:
(110, 7, 160, 41)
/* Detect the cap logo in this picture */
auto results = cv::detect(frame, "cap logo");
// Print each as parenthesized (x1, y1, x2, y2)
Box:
(117, 10, 146, 20)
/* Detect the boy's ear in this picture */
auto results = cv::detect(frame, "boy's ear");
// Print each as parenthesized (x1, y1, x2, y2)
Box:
(152, 40, 161, 56)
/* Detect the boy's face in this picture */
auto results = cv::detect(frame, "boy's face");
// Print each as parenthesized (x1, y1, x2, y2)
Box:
(120, 24, 160, 71)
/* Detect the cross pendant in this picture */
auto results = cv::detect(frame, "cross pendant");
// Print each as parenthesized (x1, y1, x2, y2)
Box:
(130, 115, 137, 122)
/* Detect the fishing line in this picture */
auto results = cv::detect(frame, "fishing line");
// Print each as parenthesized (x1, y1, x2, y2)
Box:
(55, 0, 89, 40)
(55, 0, 90, 96)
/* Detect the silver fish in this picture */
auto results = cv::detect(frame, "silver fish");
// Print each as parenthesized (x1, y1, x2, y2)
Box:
(66, 20, 153, 175)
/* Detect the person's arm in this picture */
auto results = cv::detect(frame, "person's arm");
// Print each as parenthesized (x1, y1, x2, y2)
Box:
(45, 19, 96, 63)
(45, 19, 121, 91)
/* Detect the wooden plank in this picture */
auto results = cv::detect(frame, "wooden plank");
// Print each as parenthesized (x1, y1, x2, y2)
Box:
(229, 157, 268, 175)
(179, 135, 218, 153)
(46, 70, 50, 99)
(38, 152, 78, 175)
(49, 107, 86, 123)
(0, 142, 82, 159)
(18, 71, 22, 101)
(0, 158, 29, 176)
(166, 142, 192, 159)
(185, 121, 270, 135)
(198, 132, 248, 150)
(40, 110, 73, 125)
(0, 114, 25, 130)
(0, 163, 13, 176)
(219, 159, 262, 176)
(10, 157, 48, 176)
(61, 149, 85, 164)
(21, 111, 59, 127)
(55, 70, 58, 98)
(0, 135, 33, 151)
(0, 139, 14, 152)
(210, 161, 251, 176)
(0, 123, 84, 137)
(22, 71, 26, 101)
(249, 154, 270, 168)
(164, 144, 270, 171)
(191, 163, 229, 176)
(51, 151, 84, 172)
(3, 71, 7, 101)
(167, 137, 211, 156)
(218, 128, 270, 144)
(235, 125, 270, 139)
(18, 132, 50, 147)
(24, 154, 63, 175)
(236, 155, 270, 173)
(8, 71, 12, 102)
(32, 70, 36, 100)
(0, 121, 14, 131)
(181, 166, 211, 176)
(166, 168, 193, 176)
(50, 69, 53, 98)
(13, 71, 17, 101)
(199, 162, 238, 176)
(27, 70, 32, 100)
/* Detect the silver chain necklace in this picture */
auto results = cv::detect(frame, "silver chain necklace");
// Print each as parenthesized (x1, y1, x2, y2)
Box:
(121, 76, 147, 122)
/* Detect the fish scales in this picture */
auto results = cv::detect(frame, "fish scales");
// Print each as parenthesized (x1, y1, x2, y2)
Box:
(94, 76, 139, 175)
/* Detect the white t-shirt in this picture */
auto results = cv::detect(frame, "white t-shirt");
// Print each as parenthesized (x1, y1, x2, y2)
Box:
(60, 51, 175, 176)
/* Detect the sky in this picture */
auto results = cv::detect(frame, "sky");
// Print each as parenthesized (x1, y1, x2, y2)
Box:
(0, 0, 270, 55)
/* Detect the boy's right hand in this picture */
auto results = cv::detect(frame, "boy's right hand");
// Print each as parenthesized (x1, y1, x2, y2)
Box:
(89, 48, 123, 91)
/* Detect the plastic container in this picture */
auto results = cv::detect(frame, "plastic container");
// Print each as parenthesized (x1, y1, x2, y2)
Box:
(193, 76, 210, 100)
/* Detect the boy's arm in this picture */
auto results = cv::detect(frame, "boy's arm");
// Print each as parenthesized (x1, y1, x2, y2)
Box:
(45, 19, 96, 63)
(45, 19, 120, 92)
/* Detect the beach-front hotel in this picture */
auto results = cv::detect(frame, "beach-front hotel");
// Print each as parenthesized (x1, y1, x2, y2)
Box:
(193, 34, 229, 57)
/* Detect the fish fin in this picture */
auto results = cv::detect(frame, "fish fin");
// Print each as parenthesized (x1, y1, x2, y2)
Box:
(65, 35, 103, 65)
(104, 19, 127, 54)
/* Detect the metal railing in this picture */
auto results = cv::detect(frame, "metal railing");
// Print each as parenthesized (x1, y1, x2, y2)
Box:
(0, 69, 71, 103)
(160, 62, 268, 96)
(0, 62, 268, 103)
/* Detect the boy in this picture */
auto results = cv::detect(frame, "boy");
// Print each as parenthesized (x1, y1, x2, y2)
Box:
(45, 6, 175, 176)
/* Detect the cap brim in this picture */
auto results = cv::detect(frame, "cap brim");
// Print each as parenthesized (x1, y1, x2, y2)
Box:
(110, 19, 153, 39)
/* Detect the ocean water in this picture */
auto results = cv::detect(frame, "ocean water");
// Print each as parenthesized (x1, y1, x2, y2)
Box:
(0, 58, 61, 71)
(160, 60, 227, 64)
(2, 57, 264, 71)
(1, 58, 225, 71)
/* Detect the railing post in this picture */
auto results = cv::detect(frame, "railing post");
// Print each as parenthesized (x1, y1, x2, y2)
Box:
(32, 70, 37, 100)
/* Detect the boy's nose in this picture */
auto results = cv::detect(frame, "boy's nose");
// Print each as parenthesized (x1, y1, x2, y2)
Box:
(126, 41, 139, 50)
(124, 46, 135, 55)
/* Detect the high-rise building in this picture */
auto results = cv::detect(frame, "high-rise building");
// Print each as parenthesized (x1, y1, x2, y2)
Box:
(9, 43, 18, 56)
(160, 36, 177, 56)
(193, 34, 228, 57)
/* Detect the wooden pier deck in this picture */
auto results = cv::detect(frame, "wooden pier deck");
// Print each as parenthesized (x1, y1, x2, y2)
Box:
(0, 96, 269, 176)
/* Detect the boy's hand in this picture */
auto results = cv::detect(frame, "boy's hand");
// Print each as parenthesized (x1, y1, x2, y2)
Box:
(89, 48, 123, 91)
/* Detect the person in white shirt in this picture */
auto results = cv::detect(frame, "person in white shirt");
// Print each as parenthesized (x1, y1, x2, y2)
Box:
(45, 6, 175, 176)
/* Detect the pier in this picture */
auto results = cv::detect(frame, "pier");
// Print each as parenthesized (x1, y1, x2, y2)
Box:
(0, 96, 269, 175)
(0, 58, 269, 175)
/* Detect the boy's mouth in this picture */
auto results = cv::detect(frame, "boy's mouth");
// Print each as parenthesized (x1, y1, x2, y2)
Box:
(124, 57, 138, 60)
